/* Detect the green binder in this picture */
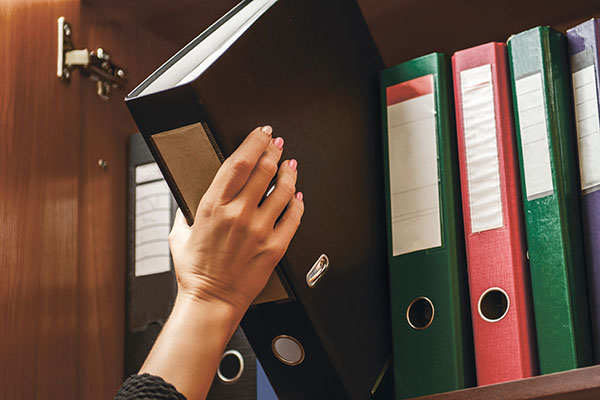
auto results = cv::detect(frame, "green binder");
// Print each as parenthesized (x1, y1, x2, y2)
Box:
(380, 53, 475, 399)
(507, 26, 593, 374)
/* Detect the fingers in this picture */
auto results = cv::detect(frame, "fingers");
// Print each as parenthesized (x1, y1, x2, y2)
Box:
(238, 137, 284, 207)
(260, 159, 297, 223)
(208, 126, 273, 203)
(272, 192, 304, 247)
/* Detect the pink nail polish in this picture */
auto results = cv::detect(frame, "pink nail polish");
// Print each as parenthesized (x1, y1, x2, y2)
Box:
(289, 159, 297, 171)
(261, 125, 273, 135)
(273, 137, 284, 150)
(296, 192, 303, 201)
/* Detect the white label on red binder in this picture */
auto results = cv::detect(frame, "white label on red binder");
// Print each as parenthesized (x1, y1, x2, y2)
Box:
(386, 74, 442, 256)
(135, 177, 172, 276)
(460, 64, 504, 233)
(572, 65, 600, 194)
(515, 72, 554, 201)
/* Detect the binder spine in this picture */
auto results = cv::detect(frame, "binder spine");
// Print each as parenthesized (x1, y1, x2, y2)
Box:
(241, 301, 347, 400)
(453, 42, 537, 385)
(508, 26, 592, 373)
(381, 53, 474, 399)
(567, 18, 600, 363)
(126, 85, 215, 224)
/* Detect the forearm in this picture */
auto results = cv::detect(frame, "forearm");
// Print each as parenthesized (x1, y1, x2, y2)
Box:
(139, 294, 243, 400)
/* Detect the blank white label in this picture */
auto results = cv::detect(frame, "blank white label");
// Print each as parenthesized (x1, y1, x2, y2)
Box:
(135, 162, 163, 184)
(135, 178, 172, 276)
(460, 64, 503, 233)
(572, 65, 600, 193)
(386, 74, 442, 256)
(515, 73, 553, 201)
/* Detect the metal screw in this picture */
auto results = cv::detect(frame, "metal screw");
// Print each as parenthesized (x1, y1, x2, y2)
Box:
(98, 159, 108, 170)
(97, 48, 110, 61)
(62, 68, 71, 80)
(116, 69, 125, 79)
(64, 23, 71, 37)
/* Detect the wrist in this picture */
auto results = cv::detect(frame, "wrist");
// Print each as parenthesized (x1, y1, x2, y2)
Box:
(139, 293, 244, 400)
(172, 291, 244, 336)
(177, 276, 252, 319)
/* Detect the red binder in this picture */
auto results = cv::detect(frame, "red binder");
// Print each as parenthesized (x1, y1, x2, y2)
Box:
(452, 42, 538, 385)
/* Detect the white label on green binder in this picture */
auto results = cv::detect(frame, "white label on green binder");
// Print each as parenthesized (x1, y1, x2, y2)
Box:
(572, 65, 600, 194)
(460, 64, 503, 233)
(135, 178, 172, 276)
(386, 74, 441, 257)
(515, 72, 553, 201)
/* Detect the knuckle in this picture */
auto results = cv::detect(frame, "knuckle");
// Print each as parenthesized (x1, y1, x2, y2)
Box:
(257, 158, 278, 177)
(269, 242, 286, 257)
(228, 156, 253, 175)
(290, 205, 303, 226)
(198, 197, 217, 217)
(278, 179, 296, 198)
(250, 222, 270, 243)
(226, 207, 250, 228)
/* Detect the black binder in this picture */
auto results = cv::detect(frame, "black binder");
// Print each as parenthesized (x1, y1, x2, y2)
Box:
(125, 0, 393, 398)
(125, 133, 178, 377)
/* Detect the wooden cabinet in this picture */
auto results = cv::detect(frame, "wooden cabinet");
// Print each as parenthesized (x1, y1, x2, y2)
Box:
(2, 0, 600, 399)
(0, 2, 179, 398)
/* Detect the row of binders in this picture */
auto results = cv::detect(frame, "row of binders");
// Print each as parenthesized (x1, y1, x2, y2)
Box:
(381, 19, 600, 399)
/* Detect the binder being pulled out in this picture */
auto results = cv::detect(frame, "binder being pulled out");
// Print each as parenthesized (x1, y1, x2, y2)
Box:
(380, 53, 475, 399)
(125, 0, 393, 398)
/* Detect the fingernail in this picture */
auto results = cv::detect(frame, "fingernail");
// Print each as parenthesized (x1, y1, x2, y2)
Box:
(261, 125, 273, 136)
(296, 192, 303, 201)
(289, 159, 297, 171)
(273, 137, 284, 150)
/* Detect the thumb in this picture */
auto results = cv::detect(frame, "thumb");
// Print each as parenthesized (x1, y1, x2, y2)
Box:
(169, 208, 192, 243)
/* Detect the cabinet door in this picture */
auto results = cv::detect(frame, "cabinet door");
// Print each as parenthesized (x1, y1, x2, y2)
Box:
(0, 1, 81, 399)
(0, 3, 178, 399)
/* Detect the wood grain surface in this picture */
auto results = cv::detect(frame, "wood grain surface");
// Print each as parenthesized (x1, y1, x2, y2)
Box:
(0, 2, 176, 399)
(76, 5, 176, 399)
(0, 1, 81, 398)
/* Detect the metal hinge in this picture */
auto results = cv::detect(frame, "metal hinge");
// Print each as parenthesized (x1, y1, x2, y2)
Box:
(57, 16, 126, 100)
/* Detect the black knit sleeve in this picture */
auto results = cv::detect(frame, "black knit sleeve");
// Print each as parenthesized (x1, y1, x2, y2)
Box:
(115, 373, 187, 400)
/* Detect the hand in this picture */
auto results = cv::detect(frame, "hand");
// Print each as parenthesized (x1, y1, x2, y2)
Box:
(168, 125, 304, 316)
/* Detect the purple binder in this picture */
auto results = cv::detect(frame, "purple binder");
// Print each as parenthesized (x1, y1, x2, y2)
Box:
(567, 18, 600, 363)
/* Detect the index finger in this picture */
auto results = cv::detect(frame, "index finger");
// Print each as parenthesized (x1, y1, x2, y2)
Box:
(208, 125, 273, 203)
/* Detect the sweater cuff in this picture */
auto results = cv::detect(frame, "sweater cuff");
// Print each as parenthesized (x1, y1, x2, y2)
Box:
(115, 373, 187, 400)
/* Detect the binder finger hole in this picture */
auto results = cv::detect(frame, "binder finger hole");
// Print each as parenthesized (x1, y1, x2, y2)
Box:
(217, 349, 244, 384)
(272, 335, 305, 366)
(406, 296, 435, 330)
(478, 287, 510, 322)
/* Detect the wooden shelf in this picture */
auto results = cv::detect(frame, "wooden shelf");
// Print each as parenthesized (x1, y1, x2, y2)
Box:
(413, 365, 600, 400)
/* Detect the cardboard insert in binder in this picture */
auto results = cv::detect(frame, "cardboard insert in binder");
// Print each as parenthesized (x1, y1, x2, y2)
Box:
(152, 122, 290, 305)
